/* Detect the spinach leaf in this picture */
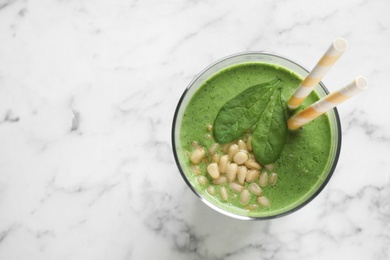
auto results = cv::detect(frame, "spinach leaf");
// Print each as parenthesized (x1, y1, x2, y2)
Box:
(213, 78, 281, 144)
(251, 87, 288, 165)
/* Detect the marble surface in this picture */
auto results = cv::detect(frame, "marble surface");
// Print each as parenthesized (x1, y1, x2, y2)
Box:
(0, 0, 389, 259)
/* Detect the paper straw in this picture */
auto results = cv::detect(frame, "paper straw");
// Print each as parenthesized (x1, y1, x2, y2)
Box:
(287, 38, 348, 110)
(288, 76, 368, 131)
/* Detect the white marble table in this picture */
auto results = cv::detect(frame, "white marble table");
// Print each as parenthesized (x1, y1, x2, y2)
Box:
(0, 0, 389, 259)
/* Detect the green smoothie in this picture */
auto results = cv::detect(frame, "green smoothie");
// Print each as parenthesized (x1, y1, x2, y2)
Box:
(179, 62, 333, 218)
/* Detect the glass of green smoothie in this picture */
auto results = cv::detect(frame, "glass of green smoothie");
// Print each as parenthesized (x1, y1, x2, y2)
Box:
(172, 52, 341, 220)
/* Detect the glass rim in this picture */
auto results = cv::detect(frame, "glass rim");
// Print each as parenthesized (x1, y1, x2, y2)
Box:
(171, 51, 342, 220)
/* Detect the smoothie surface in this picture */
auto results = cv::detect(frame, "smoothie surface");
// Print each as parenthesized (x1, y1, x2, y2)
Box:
(179, 62, 332, 217)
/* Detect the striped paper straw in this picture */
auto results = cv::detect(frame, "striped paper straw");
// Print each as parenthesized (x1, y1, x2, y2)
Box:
(288, 76, 368, 131)
(288, 38, 348, 110)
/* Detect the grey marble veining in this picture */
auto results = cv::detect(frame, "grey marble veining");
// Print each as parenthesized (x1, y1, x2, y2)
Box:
(0, 0, 389, 259)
